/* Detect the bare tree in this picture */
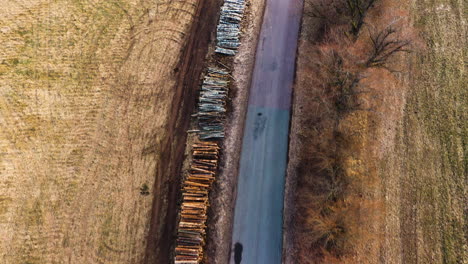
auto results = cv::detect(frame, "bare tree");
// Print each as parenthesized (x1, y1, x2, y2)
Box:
(347, 0, 378, 35)
(305, 0, 378, 36)
(366, 26, 411, 68)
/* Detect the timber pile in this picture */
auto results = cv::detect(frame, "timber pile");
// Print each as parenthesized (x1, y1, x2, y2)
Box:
(175, 142, 219, 264)
(215, 0, 246, 56)
(194, 67, 230, 140)
(175, 0, 248, 263)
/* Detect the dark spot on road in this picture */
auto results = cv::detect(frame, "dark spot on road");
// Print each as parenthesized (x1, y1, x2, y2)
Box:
(234, 242, 243, 264)
(253, 114, 266, 140)
(270, 60, 278, 71)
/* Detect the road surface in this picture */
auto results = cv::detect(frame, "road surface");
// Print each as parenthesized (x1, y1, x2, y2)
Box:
(229, 0, 303, 263)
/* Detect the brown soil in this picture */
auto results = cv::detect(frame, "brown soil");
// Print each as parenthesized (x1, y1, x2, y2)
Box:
(0, 1, 219, 263)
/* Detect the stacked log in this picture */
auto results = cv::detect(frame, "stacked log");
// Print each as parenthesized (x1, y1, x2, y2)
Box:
(174, 142, 219, 264)
(215, 0, 246, 56)
(194, 67, 230, 140)
(176, 1, 247, 263)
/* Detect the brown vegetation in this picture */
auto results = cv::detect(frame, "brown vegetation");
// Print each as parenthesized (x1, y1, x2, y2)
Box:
(290, 0, 413, 262)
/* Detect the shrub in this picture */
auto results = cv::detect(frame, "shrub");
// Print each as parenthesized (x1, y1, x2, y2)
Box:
(295, 0, 411, 261)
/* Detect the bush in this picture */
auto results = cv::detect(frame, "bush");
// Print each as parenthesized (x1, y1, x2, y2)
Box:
(294, 0, 411, 262)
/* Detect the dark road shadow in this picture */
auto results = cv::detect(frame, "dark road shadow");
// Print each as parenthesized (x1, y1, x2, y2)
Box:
(234, 242, 243, 264)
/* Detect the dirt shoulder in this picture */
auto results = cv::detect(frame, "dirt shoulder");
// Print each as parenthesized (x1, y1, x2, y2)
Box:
(203, 0, 267, 263)
(143, 0, 222, 263)
(0, 1, 216, 263)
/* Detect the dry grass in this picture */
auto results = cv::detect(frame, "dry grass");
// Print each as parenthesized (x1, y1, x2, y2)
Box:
(0, 1, 210, 263)
(380, 0, 467, 263)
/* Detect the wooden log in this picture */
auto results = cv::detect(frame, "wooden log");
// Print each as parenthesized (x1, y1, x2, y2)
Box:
(181, 203, 206, 209)
(190, 167, 215, 174)
(185, 181, 210, 188)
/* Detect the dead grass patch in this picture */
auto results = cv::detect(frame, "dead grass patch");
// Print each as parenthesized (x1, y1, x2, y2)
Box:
(0, 1, 216, 263)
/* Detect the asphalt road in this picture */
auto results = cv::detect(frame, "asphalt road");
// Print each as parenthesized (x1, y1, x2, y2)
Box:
(229, 0, 303, 263)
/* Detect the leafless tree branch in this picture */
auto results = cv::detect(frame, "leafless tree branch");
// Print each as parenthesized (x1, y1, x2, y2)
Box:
(366, 26, 411, 67)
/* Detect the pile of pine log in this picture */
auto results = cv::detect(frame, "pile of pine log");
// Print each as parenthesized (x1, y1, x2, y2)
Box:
(194, 67, 230, 140)
(215, 0, 246, 56)
(175, 0, 248, 263)
(174, 142, 219, 264)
